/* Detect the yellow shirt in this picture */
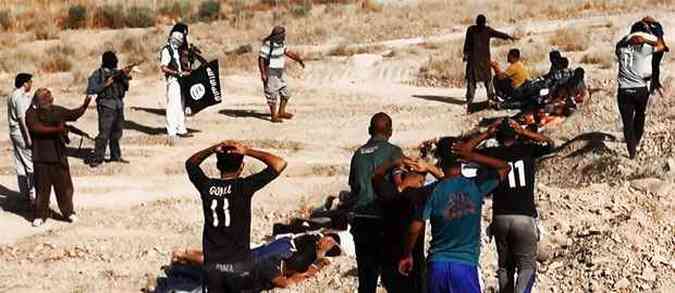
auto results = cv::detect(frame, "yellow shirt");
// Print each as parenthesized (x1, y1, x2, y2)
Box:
(504, 61, 530, 88)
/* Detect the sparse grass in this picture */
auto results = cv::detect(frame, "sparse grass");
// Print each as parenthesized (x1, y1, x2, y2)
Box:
(328, 44, 384, 56)
(158, 0, 193, 18)
(94, 5, 126, 29)
(41, 44, 76, 73)
(32, 20, 59, 40)
(417, 41, 465, 87)
(581, 48, 614, 69)
(549, 28, 590, 52)
(0, 49, 37, 73)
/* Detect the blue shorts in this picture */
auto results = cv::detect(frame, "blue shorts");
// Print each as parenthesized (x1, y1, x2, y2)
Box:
(427, 260, 481, 293)
(252, 237, 294, 262)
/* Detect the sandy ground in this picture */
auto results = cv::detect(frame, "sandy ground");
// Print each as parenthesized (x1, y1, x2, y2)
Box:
(1, 7, 674, 293)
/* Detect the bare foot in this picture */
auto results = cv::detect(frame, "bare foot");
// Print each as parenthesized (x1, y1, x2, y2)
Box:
(279, 112, 294, 119)
(271, 117, 283, 123)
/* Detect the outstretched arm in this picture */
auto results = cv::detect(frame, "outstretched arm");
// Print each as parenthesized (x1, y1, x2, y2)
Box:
(490, 27, 517, 41)
(63, 96, 92, 122)
(285, 50, 305, 68)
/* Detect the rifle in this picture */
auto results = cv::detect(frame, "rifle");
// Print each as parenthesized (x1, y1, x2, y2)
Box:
(65, 125, 94, 151)
(111, 60, 145, 81)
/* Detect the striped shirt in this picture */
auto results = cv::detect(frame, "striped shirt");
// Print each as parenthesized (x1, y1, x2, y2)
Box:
(259, 41, 286, 69)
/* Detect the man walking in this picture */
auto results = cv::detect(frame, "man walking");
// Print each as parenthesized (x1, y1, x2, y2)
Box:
(7, 73, 35, 203)
(615, 28, 666, 159)
(463, 14, 517, 113)
(185, 140, 287, 292)
(465, 119, 554, 293)
(26, 89, 91, 227)
(399, 137, 510, 293)
(258, 26, 305, 123)
(347, 112, 402, 293)
(161, 30, 192, 145)
(87, 51, 131, 167)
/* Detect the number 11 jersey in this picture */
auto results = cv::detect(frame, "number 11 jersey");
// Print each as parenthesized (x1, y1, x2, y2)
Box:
(186, 162, 279, 266)
(480, 142, 553, 217)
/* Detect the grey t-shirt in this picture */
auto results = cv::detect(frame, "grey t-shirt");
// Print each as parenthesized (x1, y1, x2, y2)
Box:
(617, 41, 655, 89)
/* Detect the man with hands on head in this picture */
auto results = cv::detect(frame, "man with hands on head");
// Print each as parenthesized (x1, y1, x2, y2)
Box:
(185, 140, 287, 293)
(398, 134, 510, 293)
(462, 118, 554, 293)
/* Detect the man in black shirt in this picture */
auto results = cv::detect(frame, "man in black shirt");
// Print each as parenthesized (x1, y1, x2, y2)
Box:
(185, 140, 287, 293)
(372, 158, 443, 293)
(459, 119, 554, 293)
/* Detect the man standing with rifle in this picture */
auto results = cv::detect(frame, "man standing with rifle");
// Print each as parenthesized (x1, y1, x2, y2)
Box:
(87, 51, 135, 167)
(26, 89, 91, 227)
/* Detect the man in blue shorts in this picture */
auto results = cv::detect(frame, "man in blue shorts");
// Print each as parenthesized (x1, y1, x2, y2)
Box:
(399, 134, 510, 293)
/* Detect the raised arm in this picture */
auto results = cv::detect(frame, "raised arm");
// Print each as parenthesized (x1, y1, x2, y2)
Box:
(186, 143, 220, 169)
(510, 120, 554, 146)
(454, 119, 501, 153)
(232, 142, 287, 174)
(453, 147, 510, 180)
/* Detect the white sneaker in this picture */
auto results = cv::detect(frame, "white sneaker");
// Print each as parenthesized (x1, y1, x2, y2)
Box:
(67, 214, 78, 223)
(32, 218, 44, 227)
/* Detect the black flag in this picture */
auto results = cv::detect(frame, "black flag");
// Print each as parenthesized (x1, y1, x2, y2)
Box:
(182, 60, 222, 115)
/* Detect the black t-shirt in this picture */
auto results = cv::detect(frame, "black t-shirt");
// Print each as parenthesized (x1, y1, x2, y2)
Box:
(374, 172, 436, 263)
(186, 162, 279, 265)
(480, 142, 553, 217)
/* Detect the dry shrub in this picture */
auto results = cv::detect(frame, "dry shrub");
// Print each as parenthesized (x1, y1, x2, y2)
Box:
(581, 49, 614, 69)
(197, 0, 222, 21)
(0, 10, 10, 30)
(328, 44, 384, 56)
(64, 5, 87, 29)
(159, 0, 193, 18)
(32, 19, 59, 40)
(549, 28, 590, 52)
(125, 6, 155, 28)
(41, 44, 75, 73)
(417, 41, 465, 87)
(0, 50, 37, 73)
(94, 5, 126, 29)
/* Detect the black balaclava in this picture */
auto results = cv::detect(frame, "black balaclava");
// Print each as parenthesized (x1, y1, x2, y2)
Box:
(476, 15, 487, 28)
(102, 51, 118, 69)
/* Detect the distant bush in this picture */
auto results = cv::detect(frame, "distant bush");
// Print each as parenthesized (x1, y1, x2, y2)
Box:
(550, 28, 590, 52)
(0, 10, 11, 30)
(41, 44, 75, 73)
(581, 48, 614, 69)
(197, 0, 221, 21)
(125, 6, 155, 28)
(64, 5, 87, 29)
(94, 5, 126, 29)
(290, 2, 312, 17)
(159, 0, 193, 18)
(33, 20, 59, 40)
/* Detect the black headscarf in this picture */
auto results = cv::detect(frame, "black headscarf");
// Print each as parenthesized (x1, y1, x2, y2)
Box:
(102, 51, 118, 69)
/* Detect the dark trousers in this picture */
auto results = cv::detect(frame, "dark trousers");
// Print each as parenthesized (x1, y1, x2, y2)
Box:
(34, 163, 74, 220)
(617, 87, 650, 158)
(492, 215, 538, 293)
(94, 105, 124, 161)
(351, 217, 385, 293)
(466, 75, 495, 106)
(381, 226, 426, 293)
(204, 269, 253, 293)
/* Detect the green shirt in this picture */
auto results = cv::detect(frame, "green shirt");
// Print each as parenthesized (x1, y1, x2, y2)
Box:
(348, 136, 402, 216)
